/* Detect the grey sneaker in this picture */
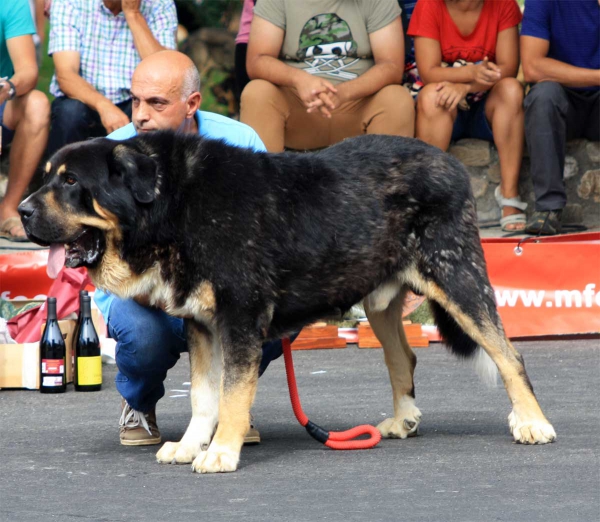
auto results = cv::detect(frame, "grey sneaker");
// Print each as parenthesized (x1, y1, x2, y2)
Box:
(244, 415, 261, 445)
(119, 400, 161, 446)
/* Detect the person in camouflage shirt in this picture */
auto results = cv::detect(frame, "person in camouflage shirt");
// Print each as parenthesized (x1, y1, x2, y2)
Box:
(240, 0, 415, 152)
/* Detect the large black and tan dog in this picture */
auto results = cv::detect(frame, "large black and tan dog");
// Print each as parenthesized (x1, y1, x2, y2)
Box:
(19, 133, 555, 473)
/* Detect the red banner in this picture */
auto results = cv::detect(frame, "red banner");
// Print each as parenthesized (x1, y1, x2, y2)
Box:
(482, 232, 600, 338)
(1, 232, 599, 339)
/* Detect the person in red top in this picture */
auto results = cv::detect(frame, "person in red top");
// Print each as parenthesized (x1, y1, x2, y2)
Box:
(408, 0, 526, 232)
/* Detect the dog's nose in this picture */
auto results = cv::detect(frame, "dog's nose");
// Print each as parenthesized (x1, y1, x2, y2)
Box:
(18, 201, 35, 221)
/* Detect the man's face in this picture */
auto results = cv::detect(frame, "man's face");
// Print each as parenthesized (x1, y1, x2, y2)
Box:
(130, 71, 193, 133)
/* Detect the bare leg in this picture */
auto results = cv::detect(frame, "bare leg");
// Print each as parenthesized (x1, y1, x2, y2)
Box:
(415, 83, 457, 151)
(0, 90, 50, 236)
(485, 78, 526, 230)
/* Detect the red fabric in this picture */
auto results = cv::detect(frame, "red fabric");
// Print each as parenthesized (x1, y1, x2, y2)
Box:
(7, 267, 91, 343)
(408, 0, 522, 63)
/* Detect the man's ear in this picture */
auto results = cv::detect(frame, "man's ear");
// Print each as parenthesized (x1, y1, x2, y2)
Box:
(187, 91, 202, 117)
(110, 144, 158, 204)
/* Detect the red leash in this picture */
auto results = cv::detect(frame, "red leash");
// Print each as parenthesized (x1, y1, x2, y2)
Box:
(282, 337, 382, 450)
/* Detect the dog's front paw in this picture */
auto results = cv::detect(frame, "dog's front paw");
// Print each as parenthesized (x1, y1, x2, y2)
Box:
(156, 441, 203, 464)
(508, 410, 556, 445)
(191, 445, 239, 473)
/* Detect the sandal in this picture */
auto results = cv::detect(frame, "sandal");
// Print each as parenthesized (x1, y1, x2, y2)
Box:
(494, 186, 527, 232)
(0, 216, 29, 242)
(525, 210, 563, 236)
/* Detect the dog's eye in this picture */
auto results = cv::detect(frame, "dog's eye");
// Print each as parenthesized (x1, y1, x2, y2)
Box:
(65, 176, 77, 186)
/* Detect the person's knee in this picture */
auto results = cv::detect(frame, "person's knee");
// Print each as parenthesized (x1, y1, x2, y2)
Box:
(51, 97, 92, 128)
(241, 79, 278, 107)
(524, 81, 566, 112)
(22, 90, 50, 130)
(110, 302, 184, 374)
(494, 78, 524, 108)
(417, 83, 443, 118)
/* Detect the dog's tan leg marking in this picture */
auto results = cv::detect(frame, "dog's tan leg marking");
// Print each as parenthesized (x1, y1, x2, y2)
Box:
(156, 322, 221, 464)
(191, 370, 258, 473)
(365, 289, 421, 439)
(407, 268, 556, 444)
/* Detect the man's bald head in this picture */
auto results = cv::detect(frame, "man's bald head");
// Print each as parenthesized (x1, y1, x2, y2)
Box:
(134, 50, 201, 99)
(130, 51, 202, 134)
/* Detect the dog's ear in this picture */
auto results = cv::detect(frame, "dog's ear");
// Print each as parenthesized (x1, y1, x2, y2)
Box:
(110, 144, 158, 204)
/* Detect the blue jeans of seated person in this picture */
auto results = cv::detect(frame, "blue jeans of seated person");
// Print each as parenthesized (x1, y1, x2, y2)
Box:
(108, 297, 295, 413)
(47, 97, 133, 156)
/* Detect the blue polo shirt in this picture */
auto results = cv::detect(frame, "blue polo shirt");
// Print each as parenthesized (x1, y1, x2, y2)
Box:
(94, 111, 266, 322)
(521, 0, 600, 91)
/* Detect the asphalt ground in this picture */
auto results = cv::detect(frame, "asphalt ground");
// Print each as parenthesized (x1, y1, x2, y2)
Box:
(1, 339, 599, 522)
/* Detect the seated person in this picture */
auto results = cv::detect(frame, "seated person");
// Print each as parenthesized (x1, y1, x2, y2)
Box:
(409, 0, 527, 232)
(94, 50, 293, 447)
(521, 0, 600, 235)
(240, 0, 415, 152)
(234, 0, 256, 105)
(46, 0, 177, 156)
(0, 0, 50, 241)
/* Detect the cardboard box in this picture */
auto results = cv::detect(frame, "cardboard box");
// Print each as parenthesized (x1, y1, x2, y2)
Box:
(0, 319, 76, 390)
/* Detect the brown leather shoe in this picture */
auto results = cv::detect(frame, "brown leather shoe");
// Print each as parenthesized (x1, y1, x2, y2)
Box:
(119, 400, 161, 446)
(244, 416, 261, 445)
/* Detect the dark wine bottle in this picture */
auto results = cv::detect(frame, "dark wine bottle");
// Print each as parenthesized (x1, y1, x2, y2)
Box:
(40, 297, 67, 394)
(74, 295, 102, 392)
(72, 290, 88, 379)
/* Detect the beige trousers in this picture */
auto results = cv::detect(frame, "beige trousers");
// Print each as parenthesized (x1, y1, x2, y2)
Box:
(240, 79, 415, 152)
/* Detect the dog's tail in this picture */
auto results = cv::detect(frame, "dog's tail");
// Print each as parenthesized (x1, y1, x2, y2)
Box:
(430, 301, 498, 387)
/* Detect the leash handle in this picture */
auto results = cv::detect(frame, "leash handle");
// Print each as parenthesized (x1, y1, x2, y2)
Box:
(282, 337, 381, 450)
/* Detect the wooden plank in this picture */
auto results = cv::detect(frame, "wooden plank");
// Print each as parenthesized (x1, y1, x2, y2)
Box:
(296, 325, 339, 339)
(292, 336, 347, 350)
(358, 322, 424, 339)
(358, 335, 429, 349)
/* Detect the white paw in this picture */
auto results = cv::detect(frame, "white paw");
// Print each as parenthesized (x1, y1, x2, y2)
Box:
(508, 410, 556, 445)
(191, 445, 239, 474)
(156, 440, 203, 464)
(378, 396, 422, 439)
(378, 401, 422, 439)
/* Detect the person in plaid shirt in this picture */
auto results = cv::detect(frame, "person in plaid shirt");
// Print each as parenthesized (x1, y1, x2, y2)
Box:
(46, 0, 177, 155)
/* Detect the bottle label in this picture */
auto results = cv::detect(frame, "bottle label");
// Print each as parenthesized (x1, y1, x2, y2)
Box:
(42, 359, 64, 374)
(77, 356, 102, 385)
(42, 376, 64, 387)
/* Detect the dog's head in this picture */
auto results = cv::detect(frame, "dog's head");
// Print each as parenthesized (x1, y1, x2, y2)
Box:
(19, 138, 159, 278)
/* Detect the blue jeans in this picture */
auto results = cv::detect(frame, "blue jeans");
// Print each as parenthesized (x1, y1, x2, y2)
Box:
(47, 97, 132, 156)
(108, 297, 294, 412)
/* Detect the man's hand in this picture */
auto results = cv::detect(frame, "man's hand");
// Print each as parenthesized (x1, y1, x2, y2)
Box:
(470, 57, 501, 87)
(435, 82, 470, 111)
(122, 0, 142, 15)
(97, 100, 130, 133)
(293, 74, 337, 110)
(306, 85, 348, 118)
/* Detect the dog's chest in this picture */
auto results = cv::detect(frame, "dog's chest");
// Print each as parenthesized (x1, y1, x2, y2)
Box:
(91, 253, 216, 322)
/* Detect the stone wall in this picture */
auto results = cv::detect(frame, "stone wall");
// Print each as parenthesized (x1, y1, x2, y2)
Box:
(449, 139, 600, 228)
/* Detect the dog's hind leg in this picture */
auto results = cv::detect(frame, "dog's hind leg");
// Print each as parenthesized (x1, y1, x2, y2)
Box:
(156, 321, 221, 465)
(365, 286, 422, 439)
(403, 251, 556, 444)
(191, 322, 262, 473)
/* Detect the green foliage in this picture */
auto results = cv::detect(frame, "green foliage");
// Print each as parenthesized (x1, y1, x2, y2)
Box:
(175, 0, 239, 32)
